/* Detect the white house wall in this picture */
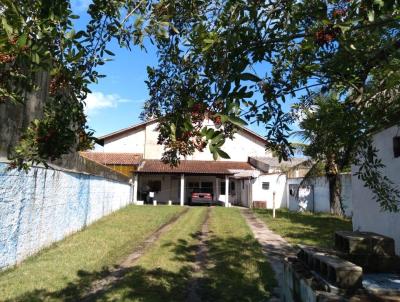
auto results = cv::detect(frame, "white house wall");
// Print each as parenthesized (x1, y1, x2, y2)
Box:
(351, 125, 400, 255)
(104, 128, 146, 154)
(103, 121, 271, 160)
(188, 129, 271, 161)
(252, 173, 287, 209)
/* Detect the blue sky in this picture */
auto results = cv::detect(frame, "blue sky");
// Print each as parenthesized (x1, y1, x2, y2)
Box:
(72, 1, 299, 139)
(72, 1, 159, 136)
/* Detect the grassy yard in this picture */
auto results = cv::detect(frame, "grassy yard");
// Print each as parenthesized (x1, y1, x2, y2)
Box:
(1, 206, 278, 302)
(198, 207, 276, 301)
(98, 207, 207, 302)
(0, 205, 183, 302)
(254, 209, 352, 249)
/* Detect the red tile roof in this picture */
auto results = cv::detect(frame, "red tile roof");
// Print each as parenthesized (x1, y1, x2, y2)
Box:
(80, 152, 142, 165)
(137, 160, 255, 175)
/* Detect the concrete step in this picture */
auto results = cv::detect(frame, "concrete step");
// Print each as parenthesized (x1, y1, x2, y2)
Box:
(298, 246, 363, 289)
(335, 231, 395, 257)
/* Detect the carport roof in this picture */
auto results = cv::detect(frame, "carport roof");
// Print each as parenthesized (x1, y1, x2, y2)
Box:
(136, 160, 256, 175)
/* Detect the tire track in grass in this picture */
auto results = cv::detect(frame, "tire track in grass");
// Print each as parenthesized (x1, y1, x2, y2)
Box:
(81, 207, 190, 301)
(185, 207, 211, 302)
(83, 207, 207, 302)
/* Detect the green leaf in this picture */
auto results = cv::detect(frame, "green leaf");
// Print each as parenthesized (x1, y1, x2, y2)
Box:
(66, 30, 76, 39)
(367, 10, 375, 22)
(32, 53, 40, 64)
(104, 49, 115, 56)
(217, 148, 230, 159)
(205, 128, 215, 140)
(170, 123, 176, 141)
(1, 18, 13, 37)
(228, 116, 248, 126)
(240, 73, 261, 82)
(17, 33, 27, 48)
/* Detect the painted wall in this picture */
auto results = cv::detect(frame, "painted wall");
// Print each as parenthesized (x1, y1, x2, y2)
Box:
(0, 162, 131, 270)
(103, 127, 146, 154)
(351, 125, 400, 255)
(285, 174, 352, 215)
(104, 120, 271, 161)
(251, 173, 287, 209)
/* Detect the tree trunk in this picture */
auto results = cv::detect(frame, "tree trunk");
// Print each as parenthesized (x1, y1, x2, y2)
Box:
(325, 156, 344, 216)
(328, 173, 344, 216)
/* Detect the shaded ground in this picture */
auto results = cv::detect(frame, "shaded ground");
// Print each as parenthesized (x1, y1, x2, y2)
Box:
(253, 209, 352, 249)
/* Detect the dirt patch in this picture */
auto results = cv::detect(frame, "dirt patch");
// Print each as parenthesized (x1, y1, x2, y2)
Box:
(81, 207, 190, 301)
(185, 207, 211, 302)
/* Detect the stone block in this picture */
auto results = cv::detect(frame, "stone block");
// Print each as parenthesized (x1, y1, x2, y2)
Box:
(335, 231, 395, 257)
(345, 254, 400, 273)
(299, 246, 363, 289)
(253, 201, 266, 208)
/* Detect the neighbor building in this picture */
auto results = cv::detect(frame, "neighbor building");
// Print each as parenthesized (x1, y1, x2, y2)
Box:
(351, 124, 400, 255)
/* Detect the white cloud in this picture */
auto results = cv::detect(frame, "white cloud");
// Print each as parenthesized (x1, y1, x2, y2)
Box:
(84, 92, 142, 115)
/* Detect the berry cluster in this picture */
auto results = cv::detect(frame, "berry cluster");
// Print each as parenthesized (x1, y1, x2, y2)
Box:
(0, 53, 15, 63)
(49, 75, 69, 96)
(315, 26, 341, 46)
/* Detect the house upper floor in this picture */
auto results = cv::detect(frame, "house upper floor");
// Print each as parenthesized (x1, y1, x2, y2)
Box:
(97, 119, 272, 162)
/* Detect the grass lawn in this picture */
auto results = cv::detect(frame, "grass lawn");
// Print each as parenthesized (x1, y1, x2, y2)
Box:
(254, 209, 352, 249)
(98, 207, 207, 302)
(0, 205, 184, 302)
(1, 206, 278, 302)
(198, 207, 276, 301)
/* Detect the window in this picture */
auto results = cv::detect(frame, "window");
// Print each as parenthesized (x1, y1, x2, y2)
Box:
(262, 182, 270, 190)
(394, 137, 400, 158)
(148, 180, 161, 192)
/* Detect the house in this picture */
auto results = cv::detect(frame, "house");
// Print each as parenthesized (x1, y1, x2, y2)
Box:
(84, 119, 306, 207)
(351, 124, 400, 255)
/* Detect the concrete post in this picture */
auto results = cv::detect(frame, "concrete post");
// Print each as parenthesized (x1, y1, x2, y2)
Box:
(225, 175, 229, 207)
(180, 173, 185, 206)
(215, 177, 219, 203)
(273, 192, 276, 218)
(133, 174, 138, 204)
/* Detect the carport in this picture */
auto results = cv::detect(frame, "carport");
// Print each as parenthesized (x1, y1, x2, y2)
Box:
(132, 160, 257, 206)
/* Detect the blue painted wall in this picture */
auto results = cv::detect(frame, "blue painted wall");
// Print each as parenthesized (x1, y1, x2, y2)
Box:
(0, 163, 131, 269)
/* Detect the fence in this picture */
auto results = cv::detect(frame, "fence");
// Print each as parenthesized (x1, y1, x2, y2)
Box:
(286, 174, 353, 216)
(0, 162, 131, 269)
